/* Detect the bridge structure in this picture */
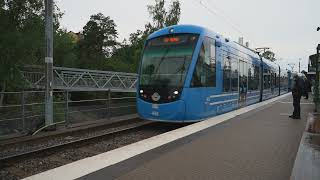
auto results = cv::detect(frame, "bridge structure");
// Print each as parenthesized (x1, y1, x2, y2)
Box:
(20, 66, 138, 92)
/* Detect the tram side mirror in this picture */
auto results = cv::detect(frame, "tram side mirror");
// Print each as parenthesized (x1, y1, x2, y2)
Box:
(215, 41, 222, 47)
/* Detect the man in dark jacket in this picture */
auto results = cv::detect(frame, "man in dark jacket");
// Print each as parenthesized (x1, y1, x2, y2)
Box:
(289, 76, 302, 119)
(302, 71, 311, 99)
(304, 78, 311, 99)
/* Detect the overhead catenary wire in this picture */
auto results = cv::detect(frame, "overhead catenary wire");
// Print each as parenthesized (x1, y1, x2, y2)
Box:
(202, 0, 244, 36)
(196, 0, 244, 36)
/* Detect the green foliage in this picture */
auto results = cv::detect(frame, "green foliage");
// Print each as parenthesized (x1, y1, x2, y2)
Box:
(147, 0, 181, 30)
(0, 0, 76, 91)
(0, 0, 182, 94)
(77, 13, 118, 69)
(100, 0, 181, 73)
(165, 0, 181, 26)
(54, 30, 77, 67)
(0, 0, 44, 90)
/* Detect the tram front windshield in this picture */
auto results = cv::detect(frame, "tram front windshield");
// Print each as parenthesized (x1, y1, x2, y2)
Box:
(140, 34, 199, 88)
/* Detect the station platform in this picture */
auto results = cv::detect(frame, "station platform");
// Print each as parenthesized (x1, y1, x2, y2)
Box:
(25, 94, 315, 180)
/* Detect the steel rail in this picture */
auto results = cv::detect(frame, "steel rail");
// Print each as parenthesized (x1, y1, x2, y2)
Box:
(0, 120, 153, 163)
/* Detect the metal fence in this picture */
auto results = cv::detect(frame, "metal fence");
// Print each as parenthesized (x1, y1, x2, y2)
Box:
(0, 90, 137, 138)
(20, 66, 138, 92)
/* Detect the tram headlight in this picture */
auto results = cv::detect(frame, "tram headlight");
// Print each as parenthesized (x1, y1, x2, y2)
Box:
(140, 90, 144, 94)
(173, 90, 179, 95)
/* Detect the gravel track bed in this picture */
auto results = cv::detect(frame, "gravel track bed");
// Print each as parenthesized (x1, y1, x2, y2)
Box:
(0, 170, 18, 180)
(0, 119, 144, 158)
(92, 127, 169, 152)
(12, 157, 63, 177)
(1, 122, 187, 179)
(56, 149, 95, 162)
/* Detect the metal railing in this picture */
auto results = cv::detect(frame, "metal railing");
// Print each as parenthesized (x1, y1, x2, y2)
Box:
(0, 90, 137, 138)
(0, 91, 47, 136)
(20, 66, 138, 92)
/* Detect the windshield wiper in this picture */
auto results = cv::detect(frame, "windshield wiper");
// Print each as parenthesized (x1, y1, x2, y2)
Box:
(153, 47, 171, 76)
(174, 56, 187, 82)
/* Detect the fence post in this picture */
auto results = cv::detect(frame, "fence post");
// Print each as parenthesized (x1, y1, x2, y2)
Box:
(107, 89, 111, 120)
(65, 90, 69, 127)
(21, 91, 25, 131)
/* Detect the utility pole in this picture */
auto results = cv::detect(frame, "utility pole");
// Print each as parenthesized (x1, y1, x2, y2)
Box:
(315, 44, 320, 112)
(299, 58, 301, 73)
(45, 0, 54, 126)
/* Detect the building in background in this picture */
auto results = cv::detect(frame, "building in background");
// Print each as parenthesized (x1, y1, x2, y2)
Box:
(68, 31, 83, 43)
(308, 54, 317, 81)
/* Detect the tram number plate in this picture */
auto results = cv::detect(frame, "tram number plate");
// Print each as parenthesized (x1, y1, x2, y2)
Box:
(152, 104, 159, 109)
(152, 111, 159, 116)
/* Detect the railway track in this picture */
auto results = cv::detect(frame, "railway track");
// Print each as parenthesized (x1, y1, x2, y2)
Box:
(0, 120, 187, 179)
(0, 120, 152, 162)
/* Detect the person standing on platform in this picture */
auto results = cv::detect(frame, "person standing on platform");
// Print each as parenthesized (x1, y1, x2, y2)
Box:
(304, 78, 311, 99)
(289, 75, 302, 119)
(303, 72, 311, 99)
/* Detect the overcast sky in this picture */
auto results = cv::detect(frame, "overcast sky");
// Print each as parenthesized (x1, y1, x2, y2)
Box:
(55, 0, 320, 71)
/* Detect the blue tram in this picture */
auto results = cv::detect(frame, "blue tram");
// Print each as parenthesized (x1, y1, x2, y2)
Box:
(137, 25, 292, 122)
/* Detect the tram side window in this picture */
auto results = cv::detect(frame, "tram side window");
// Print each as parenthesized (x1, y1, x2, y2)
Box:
(270, 72, 274, 88)
(248, 64, 259, 91)
(274, 73, 278, 87)
(231, 58, 238, 91)
(191, 37, 216, 87)
(254, 65, 260, 90)
(223, 56, 231, 92)
(264, 69, 271, 89)
(248, 64, 255, 91)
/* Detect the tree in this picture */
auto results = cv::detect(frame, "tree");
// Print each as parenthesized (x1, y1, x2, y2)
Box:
(113, 0, 181, 73)
(0, 0, 76, 108)
(0, 0, 45, 107)
(147, 0, 166, 30)
(262, 50, 276, 62)
(147, 0, 181, 30)
(165, 0, 181, 26)
(54, 30, 77, 67)
(77, 13, 118, 69)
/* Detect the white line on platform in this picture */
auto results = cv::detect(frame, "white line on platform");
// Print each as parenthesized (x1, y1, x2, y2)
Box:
(279, 101, 313, 105)
(24, 93, 290, 180)
(279, 113, 291, 116)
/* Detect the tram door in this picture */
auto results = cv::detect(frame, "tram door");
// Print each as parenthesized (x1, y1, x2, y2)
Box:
(238, 60, 248, 107)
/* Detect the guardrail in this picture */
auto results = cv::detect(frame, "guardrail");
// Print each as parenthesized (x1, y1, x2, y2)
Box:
(0, 91, 137, 139)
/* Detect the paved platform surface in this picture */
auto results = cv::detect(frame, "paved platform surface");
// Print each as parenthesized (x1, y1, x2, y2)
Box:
(79, 96, 313, 180)
(291, 113, 320, 180)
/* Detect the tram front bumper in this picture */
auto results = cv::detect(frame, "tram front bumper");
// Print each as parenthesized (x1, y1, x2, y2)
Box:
(137, 98, 186, 122)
